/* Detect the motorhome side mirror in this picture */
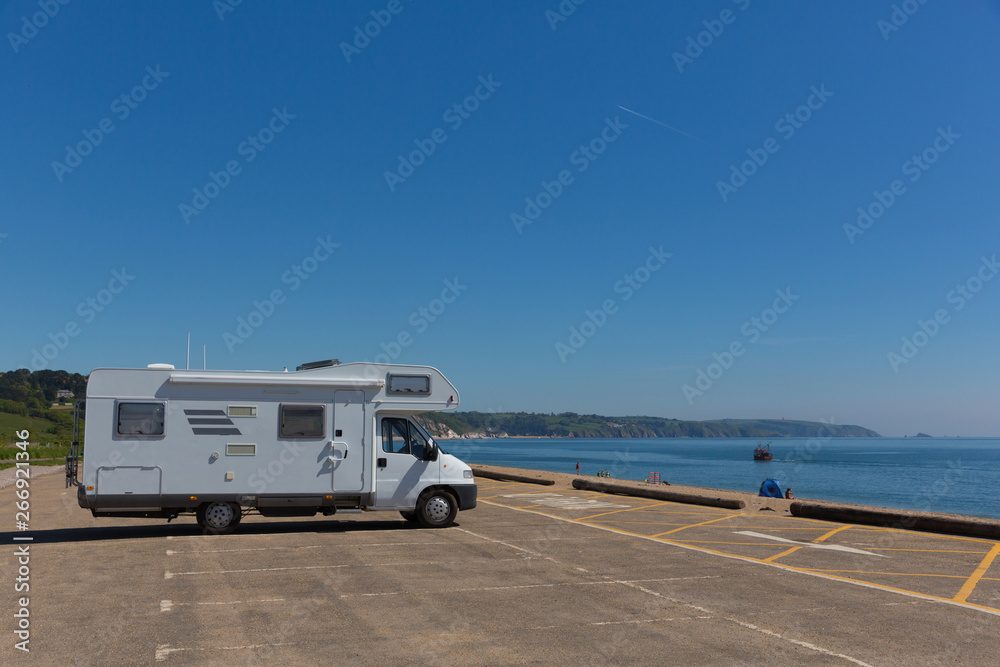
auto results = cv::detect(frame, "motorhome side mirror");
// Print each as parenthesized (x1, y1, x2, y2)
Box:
(424, 442, 438, 462)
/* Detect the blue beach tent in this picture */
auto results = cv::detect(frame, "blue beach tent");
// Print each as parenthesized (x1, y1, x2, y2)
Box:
(759, 479, 783, 498)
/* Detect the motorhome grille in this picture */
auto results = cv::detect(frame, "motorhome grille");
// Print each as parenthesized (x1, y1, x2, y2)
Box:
(228, 405, 257, 418)
(226, 443, 257, 456)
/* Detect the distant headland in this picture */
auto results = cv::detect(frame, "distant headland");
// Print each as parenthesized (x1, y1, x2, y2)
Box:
(416, 412, 881, 440)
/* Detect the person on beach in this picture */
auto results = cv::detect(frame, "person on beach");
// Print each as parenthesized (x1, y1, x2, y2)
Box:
(785, 488, 794, 499)
(576, 462, 580, 475)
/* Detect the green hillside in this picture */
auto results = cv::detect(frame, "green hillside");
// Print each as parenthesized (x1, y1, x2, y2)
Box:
(0, 370, 84, 467)
(0, 410, 77, 468)
(416, 412, 880, 439)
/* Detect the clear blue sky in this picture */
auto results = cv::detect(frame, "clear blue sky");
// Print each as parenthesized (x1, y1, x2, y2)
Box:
(3, 1, 999, 437)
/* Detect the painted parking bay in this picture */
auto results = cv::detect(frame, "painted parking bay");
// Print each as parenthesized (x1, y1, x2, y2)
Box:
(479, 478, 1000, 613)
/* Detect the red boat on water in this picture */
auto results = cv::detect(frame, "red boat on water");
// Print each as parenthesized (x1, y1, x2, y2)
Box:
(753, 442, 773, 461)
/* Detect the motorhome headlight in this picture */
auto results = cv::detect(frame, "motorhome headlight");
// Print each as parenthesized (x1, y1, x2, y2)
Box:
(463, 470, 473, 479)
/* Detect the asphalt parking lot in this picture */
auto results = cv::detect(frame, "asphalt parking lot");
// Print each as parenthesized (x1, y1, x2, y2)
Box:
(2, 472, 999, 665)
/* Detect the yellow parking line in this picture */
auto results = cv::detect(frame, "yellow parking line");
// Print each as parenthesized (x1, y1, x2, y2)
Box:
(781, 566, 1000, 613)
(815, 524, 999, 546)
(571, 490, 731, 514)
(591, 521, 701, 527)
(817, 524, 852, 540)
(726, 526, 846, 531)
(671, 541, 781, 546)
(802, 569, 970, 579)
(612, 508, 734, 516)
(953, 543, 1000, 603)
(873, 548, 990, 554)
(651, 514, 743, 538)
(762, 547, 801, 563)
(576, 502, 666, 521)
(787, 516, 855, 526)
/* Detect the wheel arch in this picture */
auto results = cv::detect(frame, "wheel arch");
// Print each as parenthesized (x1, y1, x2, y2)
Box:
(420, 484, 467, 509)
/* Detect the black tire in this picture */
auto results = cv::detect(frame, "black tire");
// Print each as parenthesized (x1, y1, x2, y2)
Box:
(197, 502, 242, 534)
(399, 510, 418, 522)
(416, 489, 458, 528)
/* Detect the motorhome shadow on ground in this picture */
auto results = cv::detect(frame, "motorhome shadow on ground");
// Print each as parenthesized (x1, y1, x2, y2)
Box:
(66, 360, 477, 534)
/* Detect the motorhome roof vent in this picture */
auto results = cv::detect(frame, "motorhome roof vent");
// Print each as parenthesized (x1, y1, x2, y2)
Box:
(147, 363, 176, 370)
(296, 359, 340, 371)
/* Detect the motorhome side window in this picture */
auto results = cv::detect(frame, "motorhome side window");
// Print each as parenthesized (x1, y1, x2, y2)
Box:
(387, 374, 430, 394)
(381, 418, 426, 459)
(279, 404, 325, 438)
(117, 402, 165, 436)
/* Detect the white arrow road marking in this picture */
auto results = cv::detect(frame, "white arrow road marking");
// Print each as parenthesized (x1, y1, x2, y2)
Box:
(156, 643, 296, 661)
(735, 531, 886, 557)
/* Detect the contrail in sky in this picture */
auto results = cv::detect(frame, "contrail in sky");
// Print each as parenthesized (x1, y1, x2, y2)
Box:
(617, 105, 699, 140)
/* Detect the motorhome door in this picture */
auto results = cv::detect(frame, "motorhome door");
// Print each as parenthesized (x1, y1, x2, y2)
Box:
(375, 416, 439, 508)
(331, 390, 365, 492)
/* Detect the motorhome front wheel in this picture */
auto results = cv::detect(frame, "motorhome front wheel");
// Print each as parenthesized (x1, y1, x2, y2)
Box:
(417, 490, 458, 528)
(197, 502, 242, 534)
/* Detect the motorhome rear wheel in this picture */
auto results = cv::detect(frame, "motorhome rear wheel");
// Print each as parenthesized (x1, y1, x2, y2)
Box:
(197, 502, 242, 535)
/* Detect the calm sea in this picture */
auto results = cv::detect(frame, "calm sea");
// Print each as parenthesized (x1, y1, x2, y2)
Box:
(447, 437, 1000, 520)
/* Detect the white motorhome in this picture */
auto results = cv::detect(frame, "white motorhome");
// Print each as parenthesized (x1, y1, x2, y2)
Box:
(68, 360, 476, 533)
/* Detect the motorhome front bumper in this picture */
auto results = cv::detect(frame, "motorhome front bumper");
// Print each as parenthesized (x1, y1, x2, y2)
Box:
(455, 484, 477, 510)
